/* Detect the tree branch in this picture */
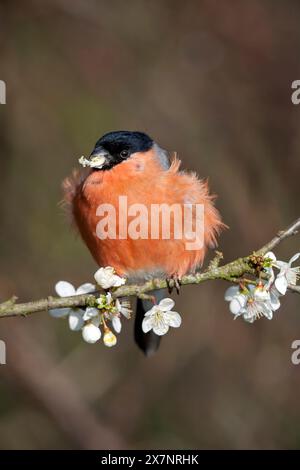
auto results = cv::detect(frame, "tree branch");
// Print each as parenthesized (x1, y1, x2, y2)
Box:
(1, 217, 300, 318)
(257, 217, 300, 255)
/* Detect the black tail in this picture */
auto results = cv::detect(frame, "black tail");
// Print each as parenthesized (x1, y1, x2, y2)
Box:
(134, 289, 167, 356)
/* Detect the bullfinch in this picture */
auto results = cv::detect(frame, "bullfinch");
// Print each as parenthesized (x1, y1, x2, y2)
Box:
(63, 131, 224, 355)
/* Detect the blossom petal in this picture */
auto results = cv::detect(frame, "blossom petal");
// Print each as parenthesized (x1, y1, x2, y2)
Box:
(236, 294, 248, 307)
(158, 298, 175, 311)
(82, 324, 101, 343)
(166, 311, 182, 328)
(112, 316, 122, 333)
(49, 308, 70, 318)
(274, 260, 288, 270)
(142, 316, 153, 333)
(275, 275, 288, 295)
(144, 306, 156, 317)
(229, 298, 244, 315)
(83, 307, 99, 321)
(263, 306, 273, 320)
(68, 310, 84, 331)
(111, 275, 126, 287)
(103, 330, 117, 347)
(116, 299, 132, 319)
(121, 307, 131, 319)
(224, 286, 239, 301)
(242, 308, 255, 322)
(153, 322, 169, 336)
(90, 315, 101, 328)
(55, 281, 76, 297)
(243, 314, 256, 323)
(289, 252, 300, 265)
(94, 267, 125, 289)
(254, 287, 271, 302)
(76, 283, 96, 295)
(265, 268, 275, 289)
(94, 267, 114, 288)
(270, 295, 281, 311)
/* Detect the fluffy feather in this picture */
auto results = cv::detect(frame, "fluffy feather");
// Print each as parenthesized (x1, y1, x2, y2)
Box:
(63, 148, 224, 278)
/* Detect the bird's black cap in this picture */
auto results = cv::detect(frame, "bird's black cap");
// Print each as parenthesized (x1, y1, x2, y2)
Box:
(96, 131, 153, 154)
(90, 131, 154, 170)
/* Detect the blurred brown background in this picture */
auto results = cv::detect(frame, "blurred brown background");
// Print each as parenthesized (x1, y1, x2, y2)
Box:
(0, 0, 300, 450)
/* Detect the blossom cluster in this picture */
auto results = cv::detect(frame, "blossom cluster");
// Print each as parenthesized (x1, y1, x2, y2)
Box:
(225, 252, 300, 323)
(49, 267, 130, 347)
(49, 266, 181, 347)
(48, 250, 299, 346)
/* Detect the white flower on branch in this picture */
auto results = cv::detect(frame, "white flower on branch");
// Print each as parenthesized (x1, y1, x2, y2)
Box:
(108, 299, 132, 334)
(82, 306, 99, 321)
(274, 253, 300, 295)
(116, 299, 132, 319)
(242, 287, 275, 322)
(224, 286, 248, 315)
(263, 251, 300, 295)
(48, 276, 131, 346)
(224, 283, 280, 323)
(94, 267, 126, 289)
(142, 298, 182, 336)
(103, 328, 117, 347)
(82, 320, 102, 343)
(68, 310, 85, 331)
(269, 284, 281, 311)
(84, 294, 131, 334)
(49, 281, 95, 323)
(224, 250, 300, 324)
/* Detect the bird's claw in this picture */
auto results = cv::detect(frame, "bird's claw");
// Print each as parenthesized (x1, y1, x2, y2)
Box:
(166, 275, 181, 295)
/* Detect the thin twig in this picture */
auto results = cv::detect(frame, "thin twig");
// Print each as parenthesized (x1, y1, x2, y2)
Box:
(258, 217, 300, 255)
(0, 217, 300, 318)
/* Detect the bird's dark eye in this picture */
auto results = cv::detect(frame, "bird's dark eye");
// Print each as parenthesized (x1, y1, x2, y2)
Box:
(120, 149, 129, 159)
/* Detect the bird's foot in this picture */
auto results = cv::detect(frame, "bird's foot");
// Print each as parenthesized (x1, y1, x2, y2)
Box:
(166, 274, 181, 295)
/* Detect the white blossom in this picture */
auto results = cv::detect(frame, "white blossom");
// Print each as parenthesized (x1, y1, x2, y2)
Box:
(83, 306, 99, 321)
(274, 253, 300, 295)
(142, 298, 182, 336)
(224, 250, 300, 324)
(82, 320, 101, 343)
(224, 285, 248, 315)
(49, 281, 95, 322)
(82, 294, 131, 337)
(106, 299, 132, 334)
(94, 267, 126, 289)
(224, 283, 279, 323)
(242, 290, 274, 322)
(116, 299, 132, 319)
(269, 284, 281, 311)
(110, 315, 122, 334)
(103, 329, 117, 347)
(68, 310, 84, 331)
(48, 278, 132, 347)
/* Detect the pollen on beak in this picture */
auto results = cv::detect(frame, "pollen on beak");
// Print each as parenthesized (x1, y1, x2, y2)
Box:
(78, 152, 108, 169)
(89, 153, 107, 169)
